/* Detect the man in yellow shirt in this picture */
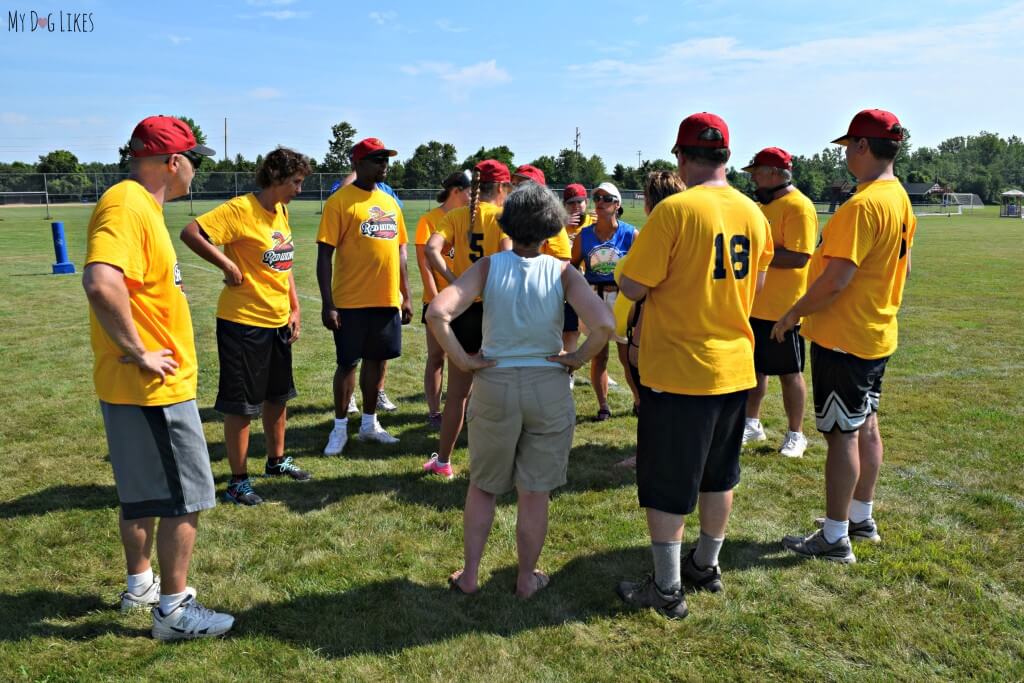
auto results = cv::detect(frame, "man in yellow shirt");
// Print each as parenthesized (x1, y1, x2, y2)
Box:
(741, 147, 818, 458)
(773, 109, 916, 563)
(317, 138, 413, 456)
(82, 116, 233, 640)
(616, 113, 773, 619)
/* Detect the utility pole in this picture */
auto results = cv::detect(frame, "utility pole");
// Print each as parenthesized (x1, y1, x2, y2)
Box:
(637, 150, 642, 168)
(224, 117, 228, 162)
(574, 127, 581, 156)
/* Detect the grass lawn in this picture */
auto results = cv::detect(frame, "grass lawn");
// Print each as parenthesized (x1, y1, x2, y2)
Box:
(0, 198, 1021, 680)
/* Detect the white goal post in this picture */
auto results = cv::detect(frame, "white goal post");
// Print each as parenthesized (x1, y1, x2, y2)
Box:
(943, 192, 985, 210)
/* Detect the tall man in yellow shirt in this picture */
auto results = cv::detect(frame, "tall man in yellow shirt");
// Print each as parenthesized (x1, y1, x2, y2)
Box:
(317, 138, 413, 456)
(82, 116, 233, 640)
(741, 148, 818, 458)
(616, 113, 773, 619)
(773, 109, 916, 563)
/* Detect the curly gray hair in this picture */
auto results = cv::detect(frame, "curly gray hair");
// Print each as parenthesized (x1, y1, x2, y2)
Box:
(497, 181, 568, 246)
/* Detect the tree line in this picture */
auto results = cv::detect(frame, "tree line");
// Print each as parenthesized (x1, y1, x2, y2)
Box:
(2, 118, 1022, 203)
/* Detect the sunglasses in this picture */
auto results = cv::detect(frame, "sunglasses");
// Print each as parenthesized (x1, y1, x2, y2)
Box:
(593, 195, 619, 204)
(179, 151, 204, 172)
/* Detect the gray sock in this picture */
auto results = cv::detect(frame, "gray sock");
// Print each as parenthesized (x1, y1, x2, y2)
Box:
(652, 541, 682, 592)
(694, 532, 724, 569)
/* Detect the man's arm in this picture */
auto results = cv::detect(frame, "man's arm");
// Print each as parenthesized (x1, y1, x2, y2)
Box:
(398, 243, 413, 324)
(771, 257, 857, 341)
(82, 262, 179, 380)
(768, 246, 811, 269)
(316, 243, 340, 330)
(180, 221, 243, 285)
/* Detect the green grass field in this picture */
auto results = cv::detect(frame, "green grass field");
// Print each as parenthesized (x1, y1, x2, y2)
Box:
(0, 198, 1021, 681)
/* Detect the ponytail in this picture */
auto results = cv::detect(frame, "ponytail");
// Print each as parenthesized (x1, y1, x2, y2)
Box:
(468, 167, 481, 236)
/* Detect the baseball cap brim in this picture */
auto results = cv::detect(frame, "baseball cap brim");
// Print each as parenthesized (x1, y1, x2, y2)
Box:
(741, 163, 756, 172)
(831, 135, 851, 146)
(366, 149, 398, 158)
(191, 143, 217, 157)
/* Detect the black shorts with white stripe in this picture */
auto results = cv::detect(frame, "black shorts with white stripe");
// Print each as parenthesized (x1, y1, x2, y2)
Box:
(751, 317, 805, 376)
(810, 342, 890, 434)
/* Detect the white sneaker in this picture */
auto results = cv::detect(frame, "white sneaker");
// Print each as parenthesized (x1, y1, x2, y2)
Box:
(779, 431, 808, 458)
(608, 377, 619, 387)
(358, 421, 400, 444)
(151, 594, 234, 641)
(119, 577, 195, 613)
(742, 419, 766, 445)
(323, 426, 348, 455)
(568, 375, 575, 390)
(347, 395, 359, 415)
(377, 390, 398, 412)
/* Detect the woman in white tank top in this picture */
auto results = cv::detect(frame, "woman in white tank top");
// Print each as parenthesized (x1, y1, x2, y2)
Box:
(427, 182, 614, 598)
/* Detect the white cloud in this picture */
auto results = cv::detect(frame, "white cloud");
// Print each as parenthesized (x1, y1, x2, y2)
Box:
(168, 34, 191, 45)
(248, 87, 283, 100)
(260, 9, 307, 19)
(369, 10, 397, 25)
(435, 18, 468, 33)
(0, 112, 29, 125)
(401, 60, 510, 99)
(633, 14, 648, 25)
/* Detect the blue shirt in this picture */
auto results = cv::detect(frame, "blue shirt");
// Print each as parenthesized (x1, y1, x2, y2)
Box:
(329, 180, 403, 208)
(578, 221, 636, 285)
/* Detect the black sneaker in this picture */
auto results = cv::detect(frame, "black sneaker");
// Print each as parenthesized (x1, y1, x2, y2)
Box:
(223, 478, 263, 506)
(616, 575, 688, 619)
(265, 456, 312, 481)
(782, 529, 856, 563)
(814, 516, 880, 543)
(680, 549, 723, 593)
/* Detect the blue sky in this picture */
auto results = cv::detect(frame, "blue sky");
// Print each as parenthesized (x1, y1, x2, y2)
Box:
(2, 0, 1022, 173)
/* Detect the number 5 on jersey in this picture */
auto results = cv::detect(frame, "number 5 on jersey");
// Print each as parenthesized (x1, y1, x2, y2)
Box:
(468, 232, 484, 262)
(712, 233, 751, 280)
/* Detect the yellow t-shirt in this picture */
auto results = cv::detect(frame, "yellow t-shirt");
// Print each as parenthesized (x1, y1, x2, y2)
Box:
(541, 228, 572, 260)
(750, 188, 818, 321)
(612, 257, 633, 338)
(415, 206, 454, 303)
(316, 184, 408, 309)
(85, 180, 197, 406)
(564, 213, 593, 245)
(801, 179, 916, 359)
(438, 202, 507, 278)
(621, 185, 774, 395)
(197, 193, 294, 328)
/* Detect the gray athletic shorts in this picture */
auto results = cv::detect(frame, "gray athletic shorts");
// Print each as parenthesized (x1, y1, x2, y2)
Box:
(100, 400, 216, 520)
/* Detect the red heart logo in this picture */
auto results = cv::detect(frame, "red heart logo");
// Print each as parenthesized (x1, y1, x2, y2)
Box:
(37, 17, 48, 27)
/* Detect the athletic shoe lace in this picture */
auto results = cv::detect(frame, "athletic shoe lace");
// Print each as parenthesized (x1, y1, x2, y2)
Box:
(233, 479, 255, 496)
(275, 456, 300, 473)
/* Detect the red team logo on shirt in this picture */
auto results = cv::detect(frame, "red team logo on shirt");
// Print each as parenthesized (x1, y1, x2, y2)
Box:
(262, 232, 295, 271)
(360, 206, 399, 240)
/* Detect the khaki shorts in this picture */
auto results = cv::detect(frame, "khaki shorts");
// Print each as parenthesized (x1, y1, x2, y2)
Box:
(467, 366, 575, 494)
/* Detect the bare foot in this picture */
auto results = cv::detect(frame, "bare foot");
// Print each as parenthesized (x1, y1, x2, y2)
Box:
(515, 570, 550, 599)
(448, 569, 478, 595)
(615, 454, 637, 468)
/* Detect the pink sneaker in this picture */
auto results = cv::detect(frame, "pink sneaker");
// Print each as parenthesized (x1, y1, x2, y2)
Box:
(422, 453, 454, 480)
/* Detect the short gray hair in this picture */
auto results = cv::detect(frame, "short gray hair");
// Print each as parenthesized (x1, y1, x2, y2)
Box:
(757, 166, 792, 182)
(498, 182, 568, 246)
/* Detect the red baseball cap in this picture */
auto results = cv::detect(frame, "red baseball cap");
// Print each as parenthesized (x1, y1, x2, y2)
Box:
(742, 147, 793, 172)
(352, 137, 398, 162)
(563, 183, 587, 201)
(832, 109, 904, 145)
(128, 116, 216, 158)
(513, 164, 546, 186)
(475, 159, 511, 183)
(672, 112, 729, 153)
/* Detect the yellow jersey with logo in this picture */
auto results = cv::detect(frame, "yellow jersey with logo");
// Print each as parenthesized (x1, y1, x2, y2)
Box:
(621, 185, 774, 395)
(750, 188, 818, 321)
(801, 179, 916, 359)
(541, 228, 572, 259)
(316, 184, 408, 309)
(197, 193, 294, 328)
(85, 180, 197, 406)
(437, 202, 507, 278)
(415, 206, 454, 303)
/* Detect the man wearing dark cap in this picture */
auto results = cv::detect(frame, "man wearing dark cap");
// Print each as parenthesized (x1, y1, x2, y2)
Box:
(774, 109, 916, 563)
(616, 113, 774, 619)
(82, 115, 233, 640)
(741, 147, 818, 458)
(317, 138, 413, 456)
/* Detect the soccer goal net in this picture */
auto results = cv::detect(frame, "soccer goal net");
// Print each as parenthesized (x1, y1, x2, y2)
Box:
(943, 193, 985, 210)
(915, 202, 961, 217)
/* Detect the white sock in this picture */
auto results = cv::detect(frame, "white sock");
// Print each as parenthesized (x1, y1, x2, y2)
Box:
(694, 532, 725, 569)
(849, 499, 873, 523)
(822, 517, 849, 544)
(360, 413, 377, 430)
(745, 417, 761, 427)
(126, 568, 154, 595)
(158, 590, 189, 616)
(333, 417, 347, 430)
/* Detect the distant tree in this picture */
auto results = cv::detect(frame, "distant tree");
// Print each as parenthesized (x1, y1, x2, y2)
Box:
(551, 149, 584, 186)
(727, 167, 755, 195)
(462, 145, 515, 171)
(403, 141, 458, 187)
(386, 160, 406, 189)
(37, 149, 89, 198)
(530, 155, 557, 184)
(582, 154, 608, 187)
(37, 149, 82, 174)
(320, 121, 358, 174)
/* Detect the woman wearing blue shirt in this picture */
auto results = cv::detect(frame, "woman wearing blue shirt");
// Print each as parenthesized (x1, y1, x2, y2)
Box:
(571, 182, 640, 420)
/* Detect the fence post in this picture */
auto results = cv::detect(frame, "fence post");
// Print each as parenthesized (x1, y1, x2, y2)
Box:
(42, 173, 51, 219)
(93, 172, 99, 203)
(318, 173, 324, 214)
(189, 187, 195, 216)
(234, 172, 238, 198)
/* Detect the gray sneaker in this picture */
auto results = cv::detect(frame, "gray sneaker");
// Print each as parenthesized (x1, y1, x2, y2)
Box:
(782, 529, 856, 563)
(616, 575, 688, 619)
(815, 516, 881, 543)
(680, 549, 723, 593)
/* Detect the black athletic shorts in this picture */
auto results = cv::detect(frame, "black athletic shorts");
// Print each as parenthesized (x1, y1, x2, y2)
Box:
(636, 386, 747, 515)
(563, 301, 579, 333)
(332, 307, 402, 367)
(810, 342, 889, 434)
(215, 318, 297, 416)
(451, 301, 484, 354)
(751, 317, 805, 376)
(421, 302, 430, 325)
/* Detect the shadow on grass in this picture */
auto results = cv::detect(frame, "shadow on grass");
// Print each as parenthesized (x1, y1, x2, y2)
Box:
(0, 591, 148, 641)
(0, 484, 116, 518)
